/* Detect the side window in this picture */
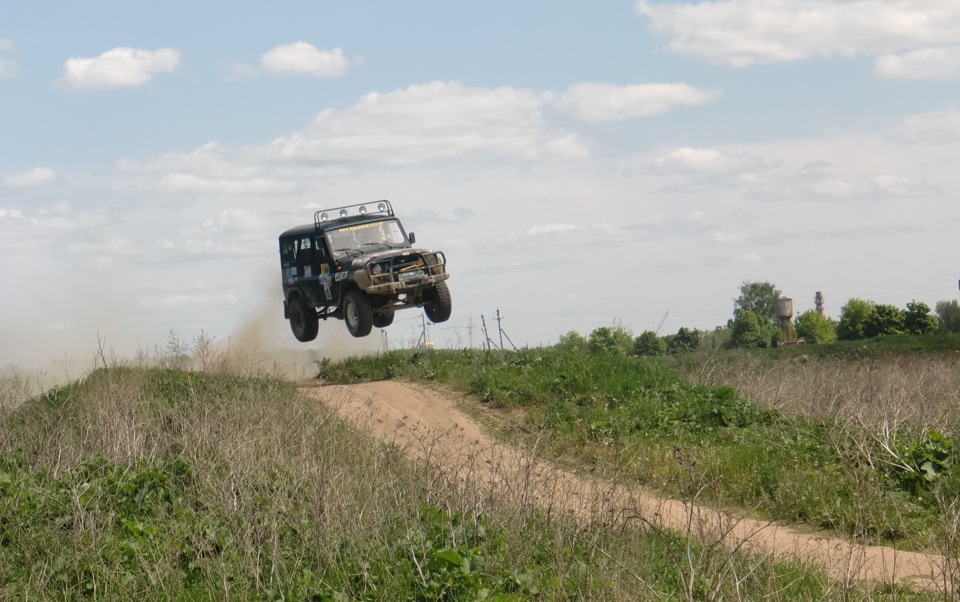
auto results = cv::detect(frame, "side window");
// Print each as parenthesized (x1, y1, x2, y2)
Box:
(315, 236, 328, 260)
(298, 237, 313, 262)
(281, 240, 295, 263)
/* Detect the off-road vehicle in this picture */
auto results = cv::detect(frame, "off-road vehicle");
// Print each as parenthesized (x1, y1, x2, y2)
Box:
(278, 200, 452, 340)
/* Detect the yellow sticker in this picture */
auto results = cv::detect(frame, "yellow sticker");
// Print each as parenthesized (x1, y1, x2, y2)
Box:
(340, 222, 379, 232)
(320, 264, 330, 275)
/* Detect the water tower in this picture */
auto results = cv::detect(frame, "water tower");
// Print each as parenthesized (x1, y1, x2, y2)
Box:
(776, 297, 794, 341)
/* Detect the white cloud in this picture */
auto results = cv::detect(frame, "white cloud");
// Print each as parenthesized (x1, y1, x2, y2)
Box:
(876, 46, 960, 78)
(121, 79, 725, 187)
(888, 108, 960, 144)
(554, 83, 720, 123)
(811, 180, 857, 198)
(160, 173, 300, 196)
(0, 209, 25, 220)
(650, 147, 769, 174)
(260, 42, 351, 77)
(0, 39, 18, 79)
(117, 81, 588, 195)
(525, 223, 578, 236)
(269, 81, 587, 163)
(58, 47, 181, 91)
(868, 175, 939, 197)
(0, 59, 18, 79)
(646, 145, 940, 201)
(3, 167, 58, 189)
(636, 0, 960, 66)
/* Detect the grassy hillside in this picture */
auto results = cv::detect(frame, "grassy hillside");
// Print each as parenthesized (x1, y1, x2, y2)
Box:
(0, 364, 935, 600)
(324, 347, 960, 554)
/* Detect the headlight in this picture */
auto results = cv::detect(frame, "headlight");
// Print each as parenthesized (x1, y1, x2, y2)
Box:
(370, 263, 383, 275)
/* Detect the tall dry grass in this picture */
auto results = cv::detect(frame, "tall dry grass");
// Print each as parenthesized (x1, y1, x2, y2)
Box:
(677, 350, 960, 594)
(679, 351, 960, 432)
(1, 358, 901, 599)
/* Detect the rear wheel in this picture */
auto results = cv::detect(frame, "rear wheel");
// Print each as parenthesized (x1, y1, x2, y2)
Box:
(423, 282, 452, 323)
(344, 290, 374, 337)
(289, 297, 319, 342)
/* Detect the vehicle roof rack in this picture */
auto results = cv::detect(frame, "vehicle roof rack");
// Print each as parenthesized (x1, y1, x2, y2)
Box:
(314, 200, 393, 227)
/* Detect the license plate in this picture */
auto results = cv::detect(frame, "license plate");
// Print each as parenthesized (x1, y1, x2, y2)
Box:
(398, 269, 426, 282)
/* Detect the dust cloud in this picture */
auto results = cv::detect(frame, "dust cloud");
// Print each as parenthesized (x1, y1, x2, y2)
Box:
(0, 261, 383, 391)
(218, 294, 377, 380)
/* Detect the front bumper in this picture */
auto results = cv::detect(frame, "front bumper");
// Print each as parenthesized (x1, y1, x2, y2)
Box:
(364, 251, 449, 295)
(366, 271, 449, 295)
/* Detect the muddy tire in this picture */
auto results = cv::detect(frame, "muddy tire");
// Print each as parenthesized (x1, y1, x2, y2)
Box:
(289, 297, 319, 342)
(373, 310, 395, 329)
(423, 282, 452, 323)
(344, 290, 374, 337)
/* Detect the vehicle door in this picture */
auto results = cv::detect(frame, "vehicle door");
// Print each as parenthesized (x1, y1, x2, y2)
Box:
(314, 235, 336, 306)
(289, 236, 321, 306)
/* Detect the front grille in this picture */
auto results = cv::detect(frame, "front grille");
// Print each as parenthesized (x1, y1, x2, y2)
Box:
(369, 252, 446, 287)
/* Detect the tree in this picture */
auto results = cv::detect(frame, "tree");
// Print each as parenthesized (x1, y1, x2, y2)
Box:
(863, 304, 905, 337)
(729, 310, 781, 349)
(733, 281, 782, 323)
(588, 326, 633, 356)
(556, 331, 588, 353)
(634, 330, 666, 356)
(904, 301, 938, 335)
(668, 327, 701, 354)
(836, 298, 874, 341)
(935, 300, 960, 333)
(794, 310, 837, 344)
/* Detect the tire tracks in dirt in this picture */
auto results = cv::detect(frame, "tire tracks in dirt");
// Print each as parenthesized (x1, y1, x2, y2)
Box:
(302, 380, 949, 594)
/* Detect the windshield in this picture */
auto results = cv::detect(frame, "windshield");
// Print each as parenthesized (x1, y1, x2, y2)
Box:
(326, 219, 408, 253)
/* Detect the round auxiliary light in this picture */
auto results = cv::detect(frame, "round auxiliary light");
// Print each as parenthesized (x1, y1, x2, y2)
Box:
(359, 205, 367, 215)
(377, 202, 387, 212)
(339, 209, 348, 218)
(319, 212, 329, 222)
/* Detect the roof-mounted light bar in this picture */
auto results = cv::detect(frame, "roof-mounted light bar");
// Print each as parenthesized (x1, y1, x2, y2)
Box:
(314, 200, 393, 227)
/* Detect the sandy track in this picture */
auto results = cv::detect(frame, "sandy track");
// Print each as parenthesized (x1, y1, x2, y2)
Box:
(303, 380, 950, 593)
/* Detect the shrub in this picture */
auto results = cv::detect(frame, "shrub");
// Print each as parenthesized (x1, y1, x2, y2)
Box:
(634, 330, 666, 356)
(587, 326, 633, 356)
(904, 301, 938, 335)
(668, 327, 701, 354)
(794, 310, 837, 344)
(935, 299, 960, 333)
(836, 298, 875, 341)
(729, 311, 780, 349)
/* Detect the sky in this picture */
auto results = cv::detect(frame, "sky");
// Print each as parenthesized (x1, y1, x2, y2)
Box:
(2, 1, 960, 368)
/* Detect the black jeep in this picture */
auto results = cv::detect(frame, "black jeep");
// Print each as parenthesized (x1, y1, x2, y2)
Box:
(278, 200, 452, 340)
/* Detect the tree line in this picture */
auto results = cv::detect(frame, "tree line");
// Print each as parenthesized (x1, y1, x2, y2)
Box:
(559, 281, 960, 356)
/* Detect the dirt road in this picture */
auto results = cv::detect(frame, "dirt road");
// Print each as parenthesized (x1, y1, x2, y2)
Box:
(303, 380, 950, 593)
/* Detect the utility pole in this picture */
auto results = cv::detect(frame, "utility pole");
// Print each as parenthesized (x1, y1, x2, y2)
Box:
(495, 308, 504, 352)
(481, 315, 493, 351)
(417, 314, 428, 348)
(467, 317, 475, 349)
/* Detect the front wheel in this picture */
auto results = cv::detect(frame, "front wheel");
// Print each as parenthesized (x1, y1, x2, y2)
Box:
(344, 290, 374, 337)
(423, 282, 452, 323)
(289, 297, 319, 342)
